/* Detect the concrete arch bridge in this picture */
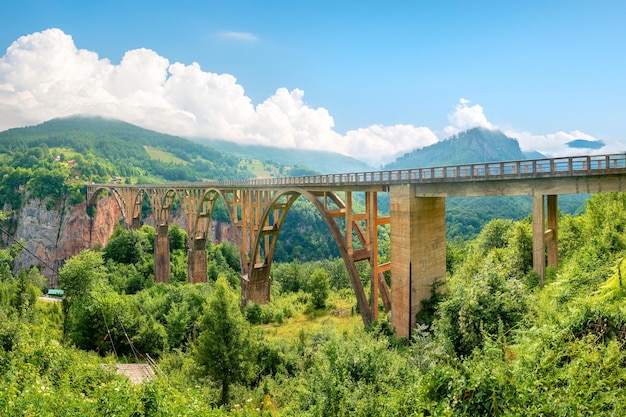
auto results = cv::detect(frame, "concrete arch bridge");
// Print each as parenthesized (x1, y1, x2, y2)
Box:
(87, 153, 626, 337)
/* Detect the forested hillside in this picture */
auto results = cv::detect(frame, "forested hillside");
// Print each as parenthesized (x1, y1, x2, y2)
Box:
(0, 116, 253, 184)
(0, 116, 336, 263)
(386, 127, 527, 169)
(200, 138, 374, 173)
(0, 116, 589, 264)
(1, 191, 625, 415)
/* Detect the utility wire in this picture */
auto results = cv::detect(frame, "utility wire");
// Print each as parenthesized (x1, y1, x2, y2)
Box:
(0, 225, 58, 277)
(99, 305, 118, 358)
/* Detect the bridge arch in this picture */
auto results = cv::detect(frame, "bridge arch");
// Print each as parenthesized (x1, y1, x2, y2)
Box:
(181, 188, 248, 284)
(247, 188, 377, 326)
(87, 186, 147, 228)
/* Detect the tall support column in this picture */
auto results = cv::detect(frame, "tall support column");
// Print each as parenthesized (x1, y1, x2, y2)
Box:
(248, 268, 271, 304)
(547, 195, 558, 270)
(390, 185, 446, 338)
(245, 189, 272, 305)
(188, 238, 207, 283)
(148, 188, 175, 284)
(532, 194, 545, 284)
(367, 192, 379, 321)
(154, 224, 170, 283)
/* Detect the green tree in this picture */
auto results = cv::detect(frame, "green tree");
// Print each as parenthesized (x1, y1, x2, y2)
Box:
(168, 224, 187, 251)
(195, 276, 252, 405)
(58, 250, 107, 343)
(309, 268, 330, 309)
(103, 225, 151, 265)
(12, 268, 41, 317)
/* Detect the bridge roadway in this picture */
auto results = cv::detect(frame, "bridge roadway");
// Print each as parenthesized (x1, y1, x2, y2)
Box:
(87, 153, 626, 337)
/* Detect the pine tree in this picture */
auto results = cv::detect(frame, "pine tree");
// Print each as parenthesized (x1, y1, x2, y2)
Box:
(195, 276, 251, 405)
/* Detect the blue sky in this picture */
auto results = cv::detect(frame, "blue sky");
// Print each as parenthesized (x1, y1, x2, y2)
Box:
(1, 1, 624, 165)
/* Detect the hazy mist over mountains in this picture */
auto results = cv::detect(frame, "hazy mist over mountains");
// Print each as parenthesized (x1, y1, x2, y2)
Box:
(0, 116, 614, 176)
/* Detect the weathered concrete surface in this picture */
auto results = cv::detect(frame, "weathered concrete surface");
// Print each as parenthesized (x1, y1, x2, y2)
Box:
(188, 238, 207, 283)
(390, 185, 446, 338)
(154, 224, 170, 283)
(413, 174, 626, 197)
(113, 364, 155, 384)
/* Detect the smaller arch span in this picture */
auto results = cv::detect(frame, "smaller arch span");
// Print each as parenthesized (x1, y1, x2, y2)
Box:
(87, 185, 147, 229)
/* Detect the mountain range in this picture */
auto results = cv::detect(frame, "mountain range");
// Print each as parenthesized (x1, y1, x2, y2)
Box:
(0, 116, 590, 271)
(0, 116, 562, 178)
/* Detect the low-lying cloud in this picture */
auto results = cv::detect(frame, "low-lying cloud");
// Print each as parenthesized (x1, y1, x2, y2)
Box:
(0, 29, 619, 167)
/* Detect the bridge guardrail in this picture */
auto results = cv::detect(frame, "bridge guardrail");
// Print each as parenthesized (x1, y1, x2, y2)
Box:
(87, 153, 626, 191)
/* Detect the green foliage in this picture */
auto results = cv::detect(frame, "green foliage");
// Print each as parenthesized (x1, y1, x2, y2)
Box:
(308, 268, 330, 309)
(282, 328, 421, 416)
(59, 250, 106, 299)
(168, 224, 187, 251)
(104, 225, 152, 265)
(436, 259, 527, 357)
(7, 193, 626, 415)
(244, 294, 298, 325)
(27, 166, 69, 208)
(0, 116, 255, 185)
(0, 167, 30, 210)
(273, 199, 342, 262)
(272, 258, 352, 294)
(415, 280, 445, 328)
(206, 242, 241, 286)
(12, 269, 41, 317)
(195, 276, 254, 405)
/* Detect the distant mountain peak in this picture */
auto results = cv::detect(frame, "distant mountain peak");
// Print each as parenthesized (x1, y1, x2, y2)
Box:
(566, 139, 605, 150)
(385, 128, 525, 169)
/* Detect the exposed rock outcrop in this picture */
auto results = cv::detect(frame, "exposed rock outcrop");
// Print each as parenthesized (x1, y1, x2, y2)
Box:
(10, 194, 236, 287)
(12, 196, 121, 287)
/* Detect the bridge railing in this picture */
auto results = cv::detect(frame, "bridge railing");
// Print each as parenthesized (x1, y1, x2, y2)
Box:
(234, 154, 626, 188)
(88, 154, 626, 191)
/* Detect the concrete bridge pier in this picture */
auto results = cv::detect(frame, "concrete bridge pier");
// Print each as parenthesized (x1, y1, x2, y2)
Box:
(247, 268, 271, 305)
(533, 194, 558, 285)
(154, 224, 170, 283)
(188, 237, 207, 283)
(390, 185, 447, 338)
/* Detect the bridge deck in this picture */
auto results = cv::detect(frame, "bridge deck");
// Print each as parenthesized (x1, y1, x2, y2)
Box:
(89, 154, 626, 193)
(84, 153, 626, 335)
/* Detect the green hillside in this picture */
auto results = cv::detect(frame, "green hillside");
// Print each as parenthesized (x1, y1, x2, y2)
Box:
(386, 127, 526, 169)
(197, 138, 374, 173)
(0, 116, 253, 183)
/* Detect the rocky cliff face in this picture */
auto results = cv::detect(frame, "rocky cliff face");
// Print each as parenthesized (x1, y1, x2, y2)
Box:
(10, 195, 236, 287)
(12, 196, 121, 287)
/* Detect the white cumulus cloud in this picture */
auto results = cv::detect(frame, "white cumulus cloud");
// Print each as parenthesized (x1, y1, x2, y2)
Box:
(444, 98, 495, 136)
(505, 129, 623, 157)
(0, 28, 436, 167)
(345, 125, 438, 167)
(443, 98, 618, 158)
(1, 29, 614, 169)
